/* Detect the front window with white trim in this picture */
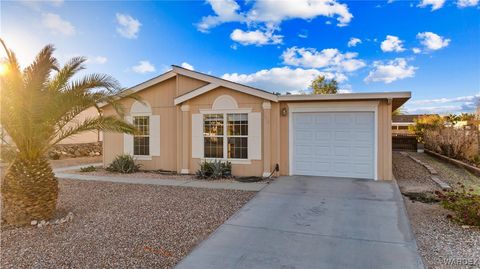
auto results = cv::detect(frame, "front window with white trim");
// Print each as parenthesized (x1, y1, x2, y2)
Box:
(133, 116, 149, 156)
(203, 113, 248, 159)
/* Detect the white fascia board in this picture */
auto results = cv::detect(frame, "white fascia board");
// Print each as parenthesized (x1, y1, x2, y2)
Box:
(278, 91, 411, 101)
(98, 71, 176, 108)
(174, 83, 221, 105)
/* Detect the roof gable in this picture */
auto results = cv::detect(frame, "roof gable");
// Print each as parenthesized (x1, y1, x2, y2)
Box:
(172, 66, 278, 104)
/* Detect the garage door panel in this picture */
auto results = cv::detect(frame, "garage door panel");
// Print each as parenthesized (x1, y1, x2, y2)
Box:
(293, 112, 375, 179)
(334, 114, 352, 125)
(315, 131, 331, 141)
(333, 131, 352, 141)
(314, 114, 332, 124)
(333, 146, 351, 157)
(355, 113, 374, 124)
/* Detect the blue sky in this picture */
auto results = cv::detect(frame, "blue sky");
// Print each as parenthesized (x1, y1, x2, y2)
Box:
(1, 0, 479, 114)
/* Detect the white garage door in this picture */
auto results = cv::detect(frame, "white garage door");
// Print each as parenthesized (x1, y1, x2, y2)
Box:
(292, 112, 375, 179)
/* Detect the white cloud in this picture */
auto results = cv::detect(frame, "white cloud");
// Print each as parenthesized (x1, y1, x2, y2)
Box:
(197, 0, 353, 32)
(457, 0, 479, 7)
(48, 0, 63, 7)
(298, 32, 308, 39)
(416, 32, 450, 51)
(364, 58, 417, 84)
(41, 13, 75, 36)
(180, 62, 194, 70)
(338, 84, 353, 93)
(410, 94, 480, 105)
(197, 0, 244, 32)
(417, 0, 446, 11)
(222, 66, 347, 93)
(230, 28, 283, 46)
(412, 47, 422, 54)
(347, 37, 361, 47)
(132, 61, 156, 74)
(281, 47, 366, 72)
(90, 56, 107, 64)
(380, 35, 405, 52)
(405, 103, 477, 114)
(246, 0, 353, 27)
(116, 13, 141, 39)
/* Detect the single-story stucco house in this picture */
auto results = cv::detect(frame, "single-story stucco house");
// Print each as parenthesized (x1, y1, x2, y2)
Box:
(101, 65, 410, 180)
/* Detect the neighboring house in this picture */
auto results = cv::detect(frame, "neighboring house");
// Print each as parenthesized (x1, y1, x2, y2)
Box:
(0, 107, 102, 146)
(391, 115, 419, 135)
(101, 65, 410, 180)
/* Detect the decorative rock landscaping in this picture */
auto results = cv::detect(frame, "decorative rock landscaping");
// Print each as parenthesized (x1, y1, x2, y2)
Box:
(30, 212, 74, 228)
(393, 152, 480, 269)
(404, 152, 451, 190)
(48, 142, 102, 159)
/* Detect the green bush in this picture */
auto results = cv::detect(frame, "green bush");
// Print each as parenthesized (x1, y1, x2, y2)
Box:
(80, 165, 97, 172)
(435, 184, 480, 227)
(196, 160, 232, 180)
(106, 154, 141, 174)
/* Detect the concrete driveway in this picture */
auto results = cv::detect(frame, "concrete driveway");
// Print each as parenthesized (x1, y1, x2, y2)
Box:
(176, 176, 424, 269)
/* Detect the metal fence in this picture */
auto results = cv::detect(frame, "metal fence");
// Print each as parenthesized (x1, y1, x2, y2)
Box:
(392, 134, 417, 152)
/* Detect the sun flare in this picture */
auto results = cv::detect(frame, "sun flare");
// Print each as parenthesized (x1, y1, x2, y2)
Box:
(0, 63, 8, 76)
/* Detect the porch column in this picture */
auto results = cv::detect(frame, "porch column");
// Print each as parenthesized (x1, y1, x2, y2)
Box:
(262, 101, 271, 177)
(181, 104, 190, 174)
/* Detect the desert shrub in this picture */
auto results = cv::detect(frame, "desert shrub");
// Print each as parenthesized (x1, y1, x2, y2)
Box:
(106, 154, 140, 173)
(196, 160, 232, 180)
(424, 128, 477, 161)
(473, 155, 480, 166)
(435, 185, 480, 227)
(409, 115, 444, 143)
(80, 165, 97, 172)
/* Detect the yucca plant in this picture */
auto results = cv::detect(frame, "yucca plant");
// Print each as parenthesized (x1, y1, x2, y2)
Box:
(0, 39, 136, 226)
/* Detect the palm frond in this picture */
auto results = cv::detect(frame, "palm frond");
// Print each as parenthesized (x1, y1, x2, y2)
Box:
(48, 57, 87, 92)
(51, 116, 136, 147)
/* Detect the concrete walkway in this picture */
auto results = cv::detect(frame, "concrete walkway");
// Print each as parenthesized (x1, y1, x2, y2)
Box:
(176, 176, 424, 269)
(54, 164, 266, 192)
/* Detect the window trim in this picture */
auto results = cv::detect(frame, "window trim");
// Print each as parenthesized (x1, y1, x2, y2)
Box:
(202, 112, 250, 161)
(132, 115, 151, 158)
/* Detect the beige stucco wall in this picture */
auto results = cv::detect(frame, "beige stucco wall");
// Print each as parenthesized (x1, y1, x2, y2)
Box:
(103, 77, 179, 171)
(185, 87, 266, 177)
(59, 107, 101, 145)
(102, 73, 394, 180)
(177, 74, 209, 96)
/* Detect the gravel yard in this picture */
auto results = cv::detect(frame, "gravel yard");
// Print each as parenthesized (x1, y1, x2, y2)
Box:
(393, 152, 480, 269)
(49, 156, 102, 169)
(410, 152, 480, 192)
(393, 152, 439, 193)
(1, 179, 255, 268)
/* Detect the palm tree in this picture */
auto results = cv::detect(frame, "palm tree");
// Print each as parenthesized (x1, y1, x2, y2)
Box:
(0, 40, 136, 226)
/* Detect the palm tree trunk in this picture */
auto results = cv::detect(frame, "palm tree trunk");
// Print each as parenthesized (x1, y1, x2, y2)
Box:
(1, 157, 58, 226)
